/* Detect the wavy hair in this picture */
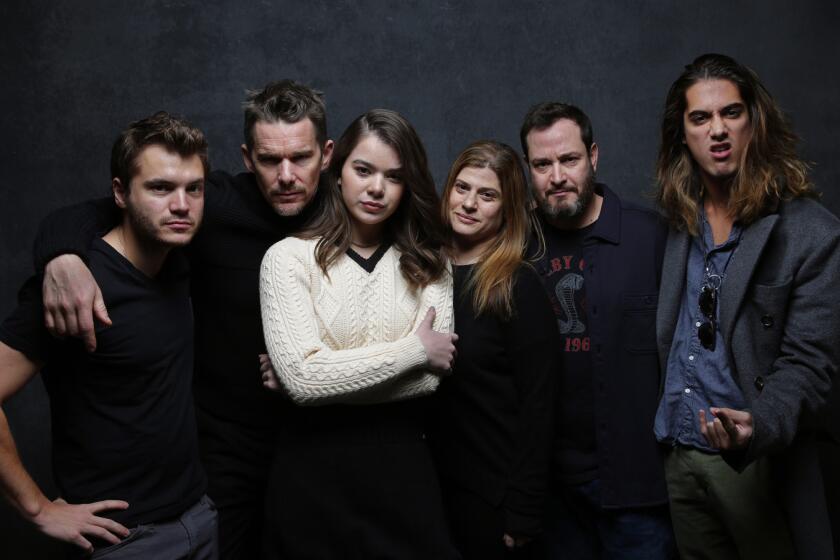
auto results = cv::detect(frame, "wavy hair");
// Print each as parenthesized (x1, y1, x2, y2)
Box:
(441, 140, 536, 318)
(656, 53, 815, 234)
(301, 109, 447, 289)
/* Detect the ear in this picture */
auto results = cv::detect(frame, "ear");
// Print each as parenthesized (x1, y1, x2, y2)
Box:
(320, 139, 335, 171)
(589, 143, 599, 173)
(112, 178, 128, 209)
(241, 144, 255, 173)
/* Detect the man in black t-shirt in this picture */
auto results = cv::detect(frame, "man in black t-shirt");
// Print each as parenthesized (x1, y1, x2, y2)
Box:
(31, 81, 335, 559)
(0, 112, 217, 557)
(520, 103, 674, 559)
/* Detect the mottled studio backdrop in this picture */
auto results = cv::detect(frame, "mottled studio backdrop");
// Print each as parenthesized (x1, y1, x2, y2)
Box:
(1, 1, 839, 557)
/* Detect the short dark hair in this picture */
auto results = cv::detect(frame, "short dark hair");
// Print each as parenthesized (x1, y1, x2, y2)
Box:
(520, 102, 594, 157)
(111, 111, 209, 190)
(242, 80, 327, 151)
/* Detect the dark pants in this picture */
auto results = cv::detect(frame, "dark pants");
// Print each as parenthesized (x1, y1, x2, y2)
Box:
(196, 407, 275, 560)
(543, 479, 676, 560)
(443, 483, 539, 560)
(77, 495, 218, 559)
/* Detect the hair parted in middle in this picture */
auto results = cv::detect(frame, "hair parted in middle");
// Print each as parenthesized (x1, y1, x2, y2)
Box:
(301, 108, 447, 289)
(441, 140, 537, 319)
(656, 53, 815, 235)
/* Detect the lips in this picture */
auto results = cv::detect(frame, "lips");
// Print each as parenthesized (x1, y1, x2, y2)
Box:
(710, 143, 732, 160)
(454, 212, 479, 225)
(165, 220, 193, 232)
(361, 201, 385, 211)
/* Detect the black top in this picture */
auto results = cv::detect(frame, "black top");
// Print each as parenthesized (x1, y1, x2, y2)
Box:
(540, 222, 598, 483)
(428, 263, 560, 536)
(1, 239, 205, 526)
(33, 170, 319, 428)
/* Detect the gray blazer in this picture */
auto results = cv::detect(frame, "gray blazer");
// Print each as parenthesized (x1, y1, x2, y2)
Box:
(657, 196, 840, 559)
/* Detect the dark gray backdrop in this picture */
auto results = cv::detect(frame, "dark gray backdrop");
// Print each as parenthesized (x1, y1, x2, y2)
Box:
(2, 1, 838, 557)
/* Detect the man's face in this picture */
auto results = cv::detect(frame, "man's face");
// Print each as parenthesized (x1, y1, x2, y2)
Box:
(682, 78, 751, 190)
(242, 118, 334, 216)
(115, 145, 205, 247)
(526, 119, 598, 223)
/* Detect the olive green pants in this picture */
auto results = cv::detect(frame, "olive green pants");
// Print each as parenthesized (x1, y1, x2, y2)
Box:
(664, 447, 794, 560)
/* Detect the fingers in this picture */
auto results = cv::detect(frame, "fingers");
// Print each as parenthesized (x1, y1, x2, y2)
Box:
(503, 534, 515, 549)
(88, 500, 129, 513)
(71, 534, 93, 553)
(83, 523, 122, 545)
(92, 285, 112, 327)
(419, 307, 436, 330)
(699, 409, 730, 449)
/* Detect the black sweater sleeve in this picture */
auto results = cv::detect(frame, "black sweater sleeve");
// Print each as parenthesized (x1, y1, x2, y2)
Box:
(33, 197, 120, 271)
(502, 266, 560, 536)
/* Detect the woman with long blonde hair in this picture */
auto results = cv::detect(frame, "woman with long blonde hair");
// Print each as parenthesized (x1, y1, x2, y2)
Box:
(429, 140, 560, 559)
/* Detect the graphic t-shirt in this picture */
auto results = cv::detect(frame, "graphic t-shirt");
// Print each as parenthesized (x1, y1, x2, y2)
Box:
(539, 222, 598, 483)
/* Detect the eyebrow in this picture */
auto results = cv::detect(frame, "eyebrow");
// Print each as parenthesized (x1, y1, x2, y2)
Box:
(144, 179, 176, 188)
(352, 158, 402, 174)
(688, 102, 745, 117)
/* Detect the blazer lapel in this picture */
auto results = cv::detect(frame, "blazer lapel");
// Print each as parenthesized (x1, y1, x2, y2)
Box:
(719, 214, 779, 343)
(657, 228, 689, 370)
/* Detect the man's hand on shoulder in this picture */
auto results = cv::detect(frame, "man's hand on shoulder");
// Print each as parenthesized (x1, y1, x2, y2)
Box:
(43, 254, 111, 352)
(699, 407, 754, 450)
(31, 497, 130, 552)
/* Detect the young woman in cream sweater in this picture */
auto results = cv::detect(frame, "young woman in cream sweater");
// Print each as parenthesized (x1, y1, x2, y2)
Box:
(259, 109, 459, 559)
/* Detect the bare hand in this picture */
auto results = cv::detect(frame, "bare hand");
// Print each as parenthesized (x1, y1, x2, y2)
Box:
(32, 497, 129, 552)
(414, 307, 458, 371)
(259, 353, 282, 391)
(699, 407, 754, 450)
(503, 533, 532, 549)
(43, 254, 111, 352)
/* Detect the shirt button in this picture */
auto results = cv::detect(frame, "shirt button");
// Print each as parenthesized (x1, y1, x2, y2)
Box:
(688, 355, 695, 361)
(684, 388, 691, 394)
(761, 315, 774, 329)
(695, 321, 702, 328)
(754, 376, 765, 391)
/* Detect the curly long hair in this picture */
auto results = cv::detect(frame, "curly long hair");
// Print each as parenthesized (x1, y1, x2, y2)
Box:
(441, 140, 536, 318)
(301, 109, 447, 289)
(655, 53, 815, 234)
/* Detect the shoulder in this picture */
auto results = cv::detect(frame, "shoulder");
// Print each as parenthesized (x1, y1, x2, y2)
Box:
(262, 236, 318, 266)
(777, 197, 840, 237)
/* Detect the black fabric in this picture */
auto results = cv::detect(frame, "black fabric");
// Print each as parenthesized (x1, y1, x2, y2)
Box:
(345, 242, 391, 273)
(0, 238, 205, 527)
(263, 400, 460, 560)
(429, 264, 559, 538)
(540, 222, 599, 484)
(532, 184, 670, 509)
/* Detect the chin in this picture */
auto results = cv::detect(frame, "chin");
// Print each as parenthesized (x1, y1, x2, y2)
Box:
(272, 203, 306, 217)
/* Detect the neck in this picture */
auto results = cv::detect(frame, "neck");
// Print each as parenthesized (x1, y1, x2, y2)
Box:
(547, 192, 603, 230)
(350, 221, 384, 249)
(701, 182, 736, 245)
(452, 236, 494, 265)
(103, 221, 169, 278)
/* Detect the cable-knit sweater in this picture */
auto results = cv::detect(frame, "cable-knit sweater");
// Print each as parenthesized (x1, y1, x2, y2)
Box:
(260, 236, 454, 405)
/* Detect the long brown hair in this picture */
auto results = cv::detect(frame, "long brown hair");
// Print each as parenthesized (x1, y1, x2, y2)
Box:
(301, 109, 447, 288)
(441, 140, 535, 318)
(656, 53, 815, 234)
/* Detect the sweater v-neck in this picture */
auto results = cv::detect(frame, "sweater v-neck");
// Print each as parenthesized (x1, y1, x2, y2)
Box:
(345, 243, 391, 273)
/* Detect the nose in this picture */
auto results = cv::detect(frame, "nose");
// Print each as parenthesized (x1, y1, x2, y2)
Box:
(550, 162, 565, 186)
(278, 160, 294, 186)
(367, 174, 385, 197)
(461, 190, 477, 211)
(170, 189, 189, 215)
(710, 113, 728, 140)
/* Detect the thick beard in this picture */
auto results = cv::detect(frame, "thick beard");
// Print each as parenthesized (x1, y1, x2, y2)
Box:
(536, 165, 595, 222)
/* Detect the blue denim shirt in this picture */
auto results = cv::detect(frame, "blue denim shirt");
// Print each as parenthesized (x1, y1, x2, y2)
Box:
(654, 212, 746, 452)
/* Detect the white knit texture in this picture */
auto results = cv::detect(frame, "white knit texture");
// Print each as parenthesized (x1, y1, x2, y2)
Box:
(260, 237, 454, 405)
